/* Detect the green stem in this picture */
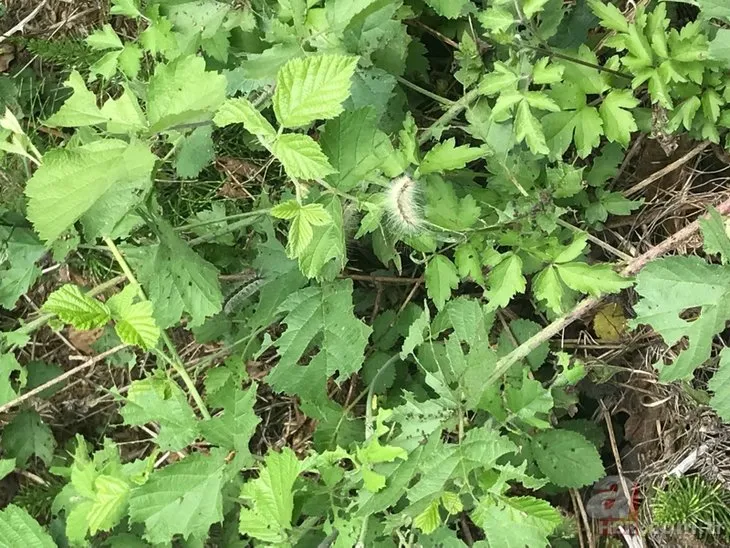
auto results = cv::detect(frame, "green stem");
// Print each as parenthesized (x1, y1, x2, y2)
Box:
(418, 87, 482, 146)
(396, 76, 454, 106)
(175, 209, 271, 232)
(102, 236, 211, 420)
(188, 214, 268, 247)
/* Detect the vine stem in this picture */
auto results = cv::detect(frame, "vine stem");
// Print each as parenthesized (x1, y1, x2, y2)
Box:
(488, 195, 730, 386)
(418, 87, 482, 146)
(102, 236, 211, 420)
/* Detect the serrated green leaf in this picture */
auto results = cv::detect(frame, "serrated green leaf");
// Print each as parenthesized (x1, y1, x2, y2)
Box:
(129, 450, 227, 545)
(709, 347, 730, 421)
(425, 176, 481, 231)
(272, 133, 336, 180)
(45, 71, 107, 127)
(120, 376, 198, 451)
(600, 89, 639, 146)
(26, 139, 156, 242)
(532, 57, 564, 85)
(479, 7, 515, 33)
(239, 448, 301, 543)
(532, 429, 605, 487)
(587, 0, 629, 32)
(0, 353, 24, 407)
(632, 256, 730, 381)
(268, 279, 371, 402)
(0, 459, 14, 481)
(498, 319, 549, 370)
(701, 207, 730, 264)
(414, 500, 442, 534)
(107, 286, 160, 350)
(555, 262, 632, 296)
(320, 107, 392, 191)
(213, 97, 276, 139)
(455, 242, 485, 287)
(118, 43, 142, 78)
(174, 125, 215, 179)
(473, 495, 561, 548)
(401, 305, 430, 359)
(420, 138, 485, 175)
(1, 409, 55, 467)
(504, 372, 554, 428)
(425, 255, 460, 310)
(523, 0, 551, 18)
(147, 55, 227, 133)
(515, 100, 549, 155)
(140, 219, 223, 328)
(546, 162, 584, 198)
(297, 196, 345, 280)
(101, 86, 147, 134)
(424, 0, 469, 19)
(86, 24, 123, 51)
(0, 505, 56, 548)
(111, 0, 142, 18)
(533, 265, 570, 314)
(273, 55, 359, 128)
(43, 284, 111, 329)
(201, 383, 259, 455)
(486, 254, 526, 311)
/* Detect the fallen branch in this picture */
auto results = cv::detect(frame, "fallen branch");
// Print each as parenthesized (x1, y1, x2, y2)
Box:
(487, 195, 730, 385)
(623, 141, 710, 197)
(0, 344, 127, 415)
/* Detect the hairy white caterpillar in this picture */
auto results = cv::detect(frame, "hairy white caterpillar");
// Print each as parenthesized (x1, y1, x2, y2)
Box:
(385, 174, 423, 235)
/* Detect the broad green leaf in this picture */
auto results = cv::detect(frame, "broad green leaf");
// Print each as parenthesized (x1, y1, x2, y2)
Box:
(0, 505, 56, 548)
(424, 0, 469, 19)
(479, 7, 515, 33)
(455, 242, 485, 286)
(107, 286, 160, 350)
(273, 202, 332, 259)
(298, 196, 346, 280)
(147, 55, 227, 133)
(532, 58, 564, 85)
(26, 139, 156, 242)
(1, 409, 55, 466)
(697, 0, 730, 21)
(271, 133, 336, 180)
(514, 100, 549, 155)
(486, 254, 526, 311)
(111, 0, 142, 18)
(319, 107, 392, 191)
(503, 372, 553, 428)
(213, 97, 276, 139)
(401, 305, 430, 359)
(86, 24, 123, 51)
(555, 262, 632, 296)
(532, 429, 605, 487)
(0, 353, 25, 407)
(546, 162, 584, 198)
(425, 176, 481, 231)
(432, 296, 494, 344)
(709, 347, 730, 421)
(273, 55, 358, 128)
(700, 207, 730, 264)
(0, 459, 14, 481)
(140, 219, 223, 328)
(200, 384, 260, 455)
(101, 86, 147, 134)
(118, 44, 142, 78)
(425, 254, 460, 310)
(533, 265, 570, 314)
(0, 227, 45, 310)
(473, 495, 561, 548)
(44, 71, 107, 127)
(497, 319, 549, 371)
(129, 450, 227, 545)
(239, 448, 302, 544)
(268, 279, 371, 402)
(420, 138, 486, 175)
(523, 0, 551, 18)
(587, 0, 629, 32)
(414, 500, 441, 534)
(632, 256, 730, 381)
(173, 125, 215, 179)
(573, 106, 603, 158)
(120, 376, 198, 451)
(43, 285, 111, 329)
(599, 90, 639, 146)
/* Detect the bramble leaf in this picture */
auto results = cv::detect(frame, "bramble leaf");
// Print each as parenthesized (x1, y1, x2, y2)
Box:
(0, 505, 55, 548)
(213, 97, 276, 139)
(532, 429, 605, 488)
(425, 255, 460, 310)
(1, 409, 55, 467)
(486, 254, 526, 311)
(43, 285, 111, 330)
(555, 262, 632, 296)
(107, 286, 160, 350)
(473, 495, 561, 548)
(44, 71, 107, 127)
(200, 384, 260, 456)
(271, 133, 336, 180)
(420, 138, 486, 175)
(273, 55, 358, 128)
(174, 125, 215, 179)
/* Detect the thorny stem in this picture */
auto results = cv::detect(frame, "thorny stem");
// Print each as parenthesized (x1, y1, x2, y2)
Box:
(103, 236, 211, 420)
(396, 76, 455, 106)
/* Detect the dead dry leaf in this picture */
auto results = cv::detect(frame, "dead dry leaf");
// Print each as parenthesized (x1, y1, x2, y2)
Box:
(593, 303, 627, 342)
(68, 326, 103, 354)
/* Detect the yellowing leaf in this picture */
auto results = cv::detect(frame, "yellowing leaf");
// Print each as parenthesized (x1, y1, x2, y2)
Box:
(592, 303, 627, 342)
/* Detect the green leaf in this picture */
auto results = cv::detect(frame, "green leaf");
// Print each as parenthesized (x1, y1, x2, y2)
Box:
(709, 347, 730, 421)
(268, 279, 371, 402)
(213, 97, 276, 139)
(599, 90, 639, 147)
(514, 100, 549, 155)
(43, 284, 111, 330)
(697, 0, 730, 21)
(1, 409, 55, 467)
(0, 459, 14, 481)
(129, 450, 227, 545)
(473, 495, 561, 548)
(425, 176, 481, 231)
(700, 207, 730, 264)
(274, 202, 333, 260)
(0, 227, 46, 310)
(479, 7, 516, 33)
(26, 139, 156, 242)
(0, 505, 56, 548)
(101, 86, 147, 134)
(532, 58, 564, 85)
(587, 0, 629, 32)
(498, 319, 549, 370)
(414, 500, 442, 534)
(486, 254, 526, 311)
(174, 125, 215, 179)
(86, 24, 123, 50)
(239, 448, 302, 544)
(297, 196, 346, 280)
(420, 138, 486, 175)
(546, 162, 584, 198)
(200, 384, 260, 455)
(532, 429, 605, 488)
(147, 55, 227, 133)
(120, 376, 198, 451)
(424, 0, 469, 19)
(503, 372, 554, 428)
(455, 242, 485, 287)
(425, 255, 460, 310)
(271, 133, 336, 180)
(273, 55, 359, 128)
(107, 286, 160, 350)
(523, 0, 551, 18)
(0, 353, 25, 407)
(111, 0, 142, 18)
(44, 71, 107, 127)
(555, 262, 632, 296)
(533, 265, 570, 314)
(118, 44, 142, 79)
(319, 107, 392, 191)
(401, 305, 430, 359)
(632, 256, 730, 381)
(709, 29, 730, 65)
(140, 219, 223, 328)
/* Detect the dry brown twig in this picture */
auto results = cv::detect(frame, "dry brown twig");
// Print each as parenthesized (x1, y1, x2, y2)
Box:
(0, 0, 48, 43)
(623, 141, 710, 196)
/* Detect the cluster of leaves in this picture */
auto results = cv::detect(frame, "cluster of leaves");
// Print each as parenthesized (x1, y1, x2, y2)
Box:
(1, 0, 730, 546)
